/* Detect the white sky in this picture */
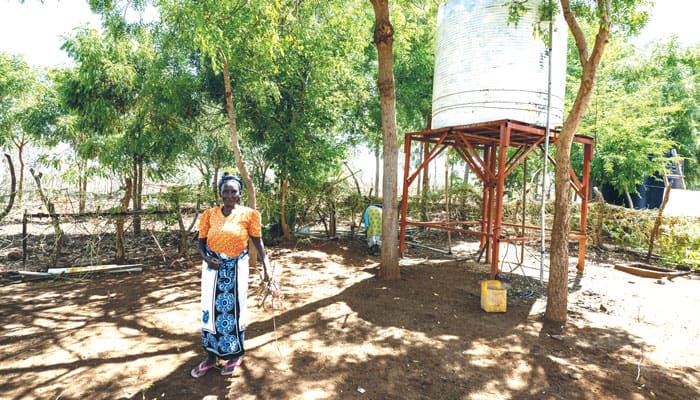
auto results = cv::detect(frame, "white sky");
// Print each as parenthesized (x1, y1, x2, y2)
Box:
(0, 0, 698, 67)
(633, 0, 700, 48)
(0, 0, 101, 67)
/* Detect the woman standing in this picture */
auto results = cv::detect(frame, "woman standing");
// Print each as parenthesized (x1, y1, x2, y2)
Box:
(191, 172, 270, 377)
(363, 204, 382, 256)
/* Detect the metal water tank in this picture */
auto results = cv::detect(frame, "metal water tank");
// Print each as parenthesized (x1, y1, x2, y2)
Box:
(431, 0, 568, 129)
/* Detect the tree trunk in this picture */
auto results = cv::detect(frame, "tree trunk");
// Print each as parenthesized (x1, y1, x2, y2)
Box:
(624, 190, 634, 209)
(647, 183, 672, 261)
(416, 168, 421, 198)
(374, 145, 380, 200)
(463, 161, 469, 184)
(370, 0, 400, 280)
(212, 166, 220, 203)
(0, 154, 17, 222)
(75, 144, 87, 213)
(329, 198, 337, 237)
(17, 142, 24, 205)
(116, 178, 133, 264)
(545, 0, 611, 325)
(345, 161, 363, 236)
(591, 187, 605, 247)
(219, 48, 259, 266)
(131, 155, 143, 235)
(79, 160, 87, 213)
(30, 168, 64, 268)
(172, 189, 190, 258)
(280, 179, 292, 241)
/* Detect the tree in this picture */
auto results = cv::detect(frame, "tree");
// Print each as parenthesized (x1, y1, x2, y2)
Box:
(180, 104, 238, 202)
(0, 53, 29, 145)
(370, 0, 400, 280)
(60, 26, 202, 237)
(0, 153, 16, 221)
(237, 1, 371, 239)
(393, 2, 438, 220)
(154, 0, 289, 211)
(0, 53, 35, 204)
(58, 27, 139, 227)
(154, 0, 290, 265)
(574, 41, 684, 206)
(647, 40, 700, 185)
(544, 0, 650, 324)
(31, 68, 92, 212)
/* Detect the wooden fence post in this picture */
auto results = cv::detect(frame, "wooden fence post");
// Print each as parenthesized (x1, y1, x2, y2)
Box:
(22, 209, 27, 265)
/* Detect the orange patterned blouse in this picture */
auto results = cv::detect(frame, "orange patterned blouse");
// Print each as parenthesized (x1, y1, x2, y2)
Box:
(198, 206, 262, 257)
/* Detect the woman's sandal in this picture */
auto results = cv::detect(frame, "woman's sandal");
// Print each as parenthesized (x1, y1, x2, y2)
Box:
(190, 360, 215, 378)
(220, 358, 242, 376)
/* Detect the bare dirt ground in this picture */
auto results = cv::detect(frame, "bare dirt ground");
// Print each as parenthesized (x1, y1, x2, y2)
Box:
(1, 230, 699, 400)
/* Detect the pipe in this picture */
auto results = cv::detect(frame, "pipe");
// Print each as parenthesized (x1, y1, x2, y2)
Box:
(540, 2, 554, 284)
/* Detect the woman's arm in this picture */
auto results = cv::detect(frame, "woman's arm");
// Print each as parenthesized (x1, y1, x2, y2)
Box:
(197, 237, 221, 269)
(250, 236, 270, 282)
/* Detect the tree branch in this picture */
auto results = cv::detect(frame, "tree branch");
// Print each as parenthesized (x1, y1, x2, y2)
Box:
(588, 0, 612, 69)
(560, 0, 589, 65)
(0, 154, 17, 222)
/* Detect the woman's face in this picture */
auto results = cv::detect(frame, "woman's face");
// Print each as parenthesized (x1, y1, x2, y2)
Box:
(220, 181, 241, 208)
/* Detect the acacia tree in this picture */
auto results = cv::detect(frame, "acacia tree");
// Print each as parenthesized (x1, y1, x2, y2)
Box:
(544, 0, 650, 324)
(59, 27, 138, 229)
(154, 0, 288, 211)
(574, 41, 682, 206)
(394, 2, 438, 218)
(0, 53, 36, 204)
(370, 0, 400, 280)
(647, 40, 700, 185)
(181, 105, 237, 202)
(154, 0, 291, 266)
(238, 1, 370, 240)
(60, 27, 201, 235)
(29, 70, 92, 213)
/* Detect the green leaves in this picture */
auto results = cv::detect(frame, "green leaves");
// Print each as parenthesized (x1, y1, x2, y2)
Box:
(57, 25, 205, 179)
(505, 0, 530, 28)
(0, 53, 34, 146)
(574, 37, 700, 197)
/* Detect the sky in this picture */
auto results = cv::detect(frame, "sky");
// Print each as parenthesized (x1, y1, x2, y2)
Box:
(0, 0, 699, 68)
(632, 0, 700, 48)
(0, 0, 101, 67)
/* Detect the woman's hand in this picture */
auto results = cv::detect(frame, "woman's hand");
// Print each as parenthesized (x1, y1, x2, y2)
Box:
(198, 238, 221, 270)
(262, 255, 271, 282)
(205, 256, 222, 270)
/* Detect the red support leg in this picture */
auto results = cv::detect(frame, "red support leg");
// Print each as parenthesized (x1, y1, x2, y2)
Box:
(491, 123, 510, 279)
(399, 134, 413, 256)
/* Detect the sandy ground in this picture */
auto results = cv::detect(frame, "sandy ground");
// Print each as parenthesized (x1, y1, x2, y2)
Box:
(1, 232, 699, 400)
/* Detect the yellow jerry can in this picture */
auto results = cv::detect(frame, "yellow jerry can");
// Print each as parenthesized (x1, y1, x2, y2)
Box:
(480, 280, 507, 313)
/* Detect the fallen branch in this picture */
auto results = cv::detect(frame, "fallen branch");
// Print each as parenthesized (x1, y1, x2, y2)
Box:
(614, 263, 692, 280)
(148, 228, 187, 268)
(148, 228, 169, 263)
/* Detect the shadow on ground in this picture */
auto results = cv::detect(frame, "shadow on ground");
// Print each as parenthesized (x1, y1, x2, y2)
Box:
(1, 238, 698, 400)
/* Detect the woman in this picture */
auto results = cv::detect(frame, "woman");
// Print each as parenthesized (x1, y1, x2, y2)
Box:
(191, 172, 270, 377)
(363, 204, 382, 256)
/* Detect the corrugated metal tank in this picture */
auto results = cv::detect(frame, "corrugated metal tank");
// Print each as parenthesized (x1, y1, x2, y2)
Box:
(431, 0, 568, 129)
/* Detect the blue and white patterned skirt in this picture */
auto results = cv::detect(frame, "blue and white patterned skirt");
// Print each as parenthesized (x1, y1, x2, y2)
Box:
(200, 250, 249, 360)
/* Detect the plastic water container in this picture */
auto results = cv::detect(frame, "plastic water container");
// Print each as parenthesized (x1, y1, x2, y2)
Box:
(480, 280, 507, 312)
